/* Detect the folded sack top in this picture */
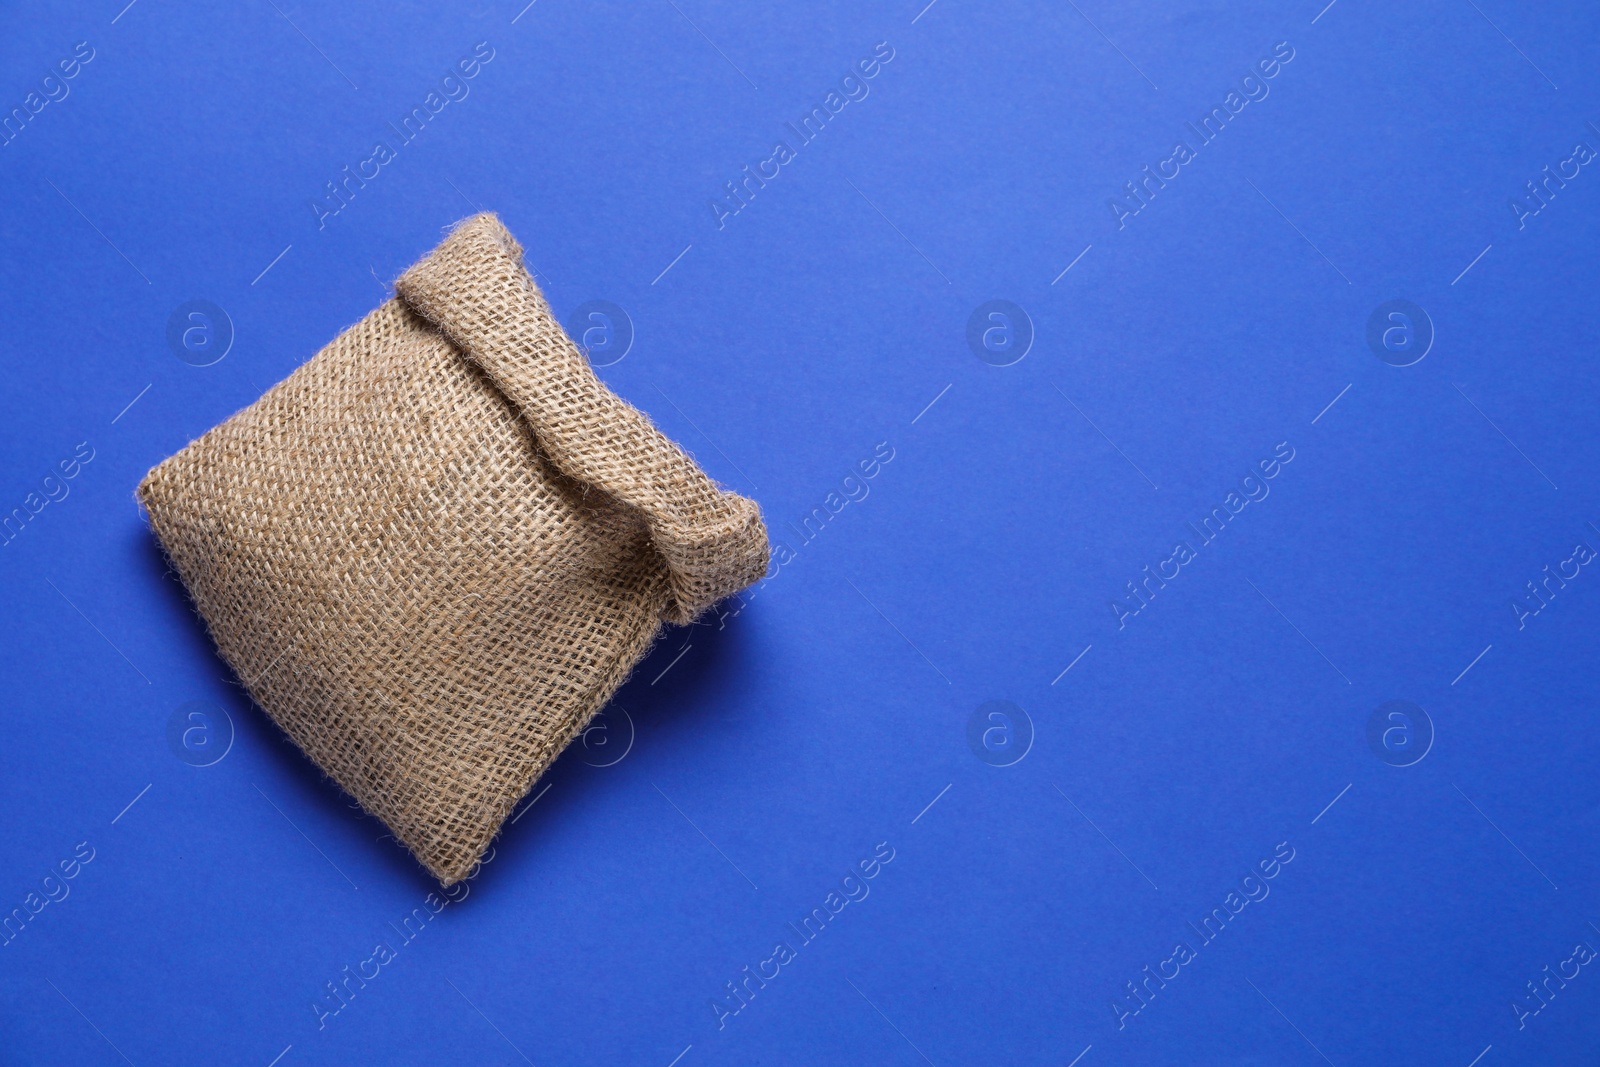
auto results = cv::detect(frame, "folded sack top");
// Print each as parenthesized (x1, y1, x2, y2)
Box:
(138, 213, 769, 885)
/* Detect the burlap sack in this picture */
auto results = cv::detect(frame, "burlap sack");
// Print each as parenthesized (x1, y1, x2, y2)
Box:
(139, 213, 768, 885)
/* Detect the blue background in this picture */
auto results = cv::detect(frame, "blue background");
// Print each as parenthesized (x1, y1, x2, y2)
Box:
(2, 0, 1597, 1063)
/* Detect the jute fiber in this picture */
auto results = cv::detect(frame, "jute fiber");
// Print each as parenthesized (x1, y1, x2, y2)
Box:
(139, 213, 768, 885)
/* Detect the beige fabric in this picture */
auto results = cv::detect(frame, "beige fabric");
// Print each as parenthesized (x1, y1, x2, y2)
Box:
(138, 213, 768, 885)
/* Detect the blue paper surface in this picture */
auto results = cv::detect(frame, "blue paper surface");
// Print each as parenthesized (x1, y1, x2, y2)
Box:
(3, 1, 1599, 1063)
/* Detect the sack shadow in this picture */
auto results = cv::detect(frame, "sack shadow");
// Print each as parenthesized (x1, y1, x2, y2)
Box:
(487, 610, 758, 890)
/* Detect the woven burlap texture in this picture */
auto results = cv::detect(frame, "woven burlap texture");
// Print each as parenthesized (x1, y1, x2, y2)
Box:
(139, 213, 768, 885)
